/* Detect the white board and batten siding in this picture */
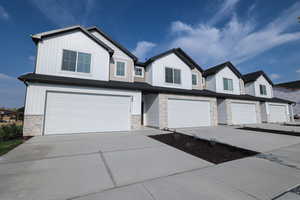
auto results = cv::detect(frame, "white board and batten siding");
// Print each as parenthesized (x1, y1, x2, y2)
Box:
(89, 31, 131, 60)
(167, 98, 211, 128)
(35, 30, 110, 81)
(231, 102, 257, 125)
(215, 67, 241, 95)
(145, 53, 194, 90)
(25, 83, 141, 135)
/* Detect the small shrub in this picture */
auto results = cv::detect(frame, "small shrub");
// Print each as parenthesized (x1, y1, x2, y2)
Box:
(0, 124, 23, 142)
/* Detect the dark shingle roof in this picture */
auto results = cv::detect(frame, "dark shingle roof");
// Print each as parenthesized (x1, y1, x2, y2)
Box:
(31, 25, 114, 56)
(243, 70, 273, 85)
(142, 48, 204, 72)
(86, 26, 138, 61)
(18, 73, 294, 104)
(203, 61, 243, 79)
(275, 80, 300, 89)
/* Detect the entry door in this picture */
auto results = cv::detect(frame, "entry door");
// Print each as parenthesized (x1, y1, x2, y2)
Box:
(231, 102, 257, 125)
(167, 99, 211, 128)
(44, 92, 131, 135)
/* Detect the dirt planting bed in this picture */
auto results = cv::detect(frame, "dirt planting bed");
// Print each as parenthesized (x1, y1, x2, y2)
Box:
(149, 132, 258, 164)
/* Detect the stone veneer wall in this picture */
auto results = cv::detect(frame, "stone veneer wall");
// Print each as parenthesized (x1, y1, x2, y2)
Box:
(109, 57, 134, 82)
(226, 99, 261, 125)
(131, 114, 142, 129)
(158, 94, 218, 129)
(23, 115, 44, 136)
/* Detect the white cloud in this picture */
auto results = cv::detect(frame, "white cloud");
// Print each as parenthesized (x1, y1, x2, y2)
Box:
(296, 69, 300, 73)
(167, 2, 300, 67)
(132, 41, 156, 60)
(28, 55, 35, 61)
(270, 73, 280, 80)
(208, 0, 239, 25)
(0, 5, 9, 20)
(0, 73, 14, 80)
(28, 56, 35, 64)
(29, 0, 96, 27)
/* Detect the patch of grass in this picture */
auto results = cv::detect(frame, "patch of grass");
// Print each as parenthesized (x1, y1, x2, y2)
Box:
(0, 139, 23, 156)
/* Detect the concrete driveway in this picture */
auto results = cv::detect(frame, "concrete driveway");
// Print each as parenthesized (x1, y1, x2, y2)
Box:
(0, 129, 212, 200)
(1, 127, 300, 200)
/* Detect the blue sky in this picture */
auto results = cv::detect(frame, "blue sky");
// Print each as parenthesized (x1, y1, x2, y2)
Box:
(1, 0, 300, 108)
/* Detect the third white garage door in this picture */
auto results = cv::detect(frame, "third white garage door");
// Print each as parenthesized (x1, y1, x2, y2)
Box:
(44, 92, 131, 135)
(269, 104, 288, 123)
(167, 98, 211, 128)
(231, 102, 257, 125)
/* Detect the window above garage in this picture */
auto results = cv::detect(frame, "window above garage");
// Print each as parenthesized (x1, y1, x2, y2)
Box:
(165, 67, 181, 84)
(223, 78, 233, 91)
(259, 84, 267, 95)
(61, 49, 91, 73)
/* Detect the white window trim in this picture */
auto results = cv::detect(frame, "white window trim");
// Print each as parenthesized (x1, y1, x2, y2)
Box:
(134, 66, 144, 78)
(164, 67, 182, 85)
(114, 60, 127, 77)
(259, 84, 267, 95)
(60, 49, 92, 75)
(192, 72, 198, 85)
(223, 77, 234, 91)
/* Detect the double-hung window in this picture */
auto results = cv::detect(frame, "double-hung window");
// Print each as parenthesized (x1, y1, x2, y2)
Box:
(116, 61, 126, 77)
(259, 84, 267, 95)
(134, 66, 144, 77)
(165, 67, 181, 84)
(192, 73, 198, 85)
(223, 78, 233, 91)
(62, 49, 91, 73)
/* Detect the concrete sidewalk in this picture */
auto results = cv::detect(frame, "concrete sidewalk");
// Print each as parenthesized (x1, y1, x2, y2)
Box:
(175, 126, 300, 152)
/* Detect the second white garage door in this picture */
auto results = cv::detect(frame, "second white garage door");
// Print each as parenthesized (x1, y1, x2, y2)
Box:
(269, 104, 288, 123)
(231, 102, 257, 125)
(44, 92, 131, 135)
(167, 98, 211, 128)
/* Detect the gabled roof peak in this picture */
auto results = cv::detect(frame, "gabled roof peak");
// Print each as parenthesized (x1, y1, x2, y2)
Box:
(203, 61, 243, 79)
(31, 25, 114, 55)
(243, 70, 273, 86)
(142, 48, 203, 72)
(86, 26, 138, 61)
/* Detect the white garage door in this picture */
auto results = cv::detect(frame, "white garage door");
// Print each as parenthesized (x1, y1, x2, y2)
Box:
(231, 102, 257, 125)
(44, 92, 131, 135)
(269, 104, 287, 123)
(168, 98, 211, 128)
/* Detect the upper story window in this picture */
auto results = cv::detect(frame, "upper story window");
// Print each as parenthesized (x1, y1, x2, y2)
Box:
(115, 61, 126, 77)
(62, 49, 91, 73)
(165, 67, 181, 84)
(134, 66, 144, 77)
(259, 84, 267, 95)
(223, 78, 233, 91)
(192, 73, 198, 85)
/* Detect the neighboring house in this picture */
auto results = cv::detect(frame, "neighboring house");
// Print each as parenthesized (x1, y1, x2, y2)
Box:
(243, 71, 292, 123)
(274, 80, 300, 116)
(19, 25, 293, 136)
(203, 62, 261, 125)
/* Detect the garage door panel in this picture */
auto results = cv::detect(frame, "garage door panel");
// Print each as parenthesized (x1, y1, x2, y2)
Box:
(231, 102, 257, 125)
(168, 99, 211, 128)
(44, 92, 131, 135)
(269, 104, 287, 123)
